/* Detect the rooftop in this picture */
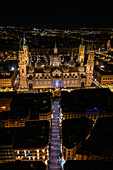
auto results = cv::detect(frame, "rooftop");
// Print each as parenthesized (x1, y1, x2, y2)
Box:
(14, 120, 50, 149)
(0, 110, 29, 120)
(94, 65, 113, 75)
(0, 71, 15, 79)
(62, 117, 93, 149)
(77, 117, 113, 156)
(0, 120, 50, 149)
(10, 92, 52, 113)
(61, 88, 113, 113)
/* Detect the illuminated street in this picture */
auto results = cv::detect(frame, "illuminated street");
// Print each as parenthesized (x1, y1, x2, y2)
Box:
(50, 101, 61, 170)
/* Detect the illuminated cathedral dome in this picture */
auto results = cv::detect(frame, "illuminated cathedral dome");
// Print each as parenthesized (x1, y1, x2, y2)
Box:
(62, 62, 69, 72)
(50, 43, 61, 67)
(44, 66, 51, 73)
(69, 53, 76, 67)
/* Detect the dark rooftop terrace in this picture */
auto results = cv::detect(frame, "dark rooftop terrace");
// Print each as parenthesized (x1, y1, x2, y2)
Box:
(14, 120, 50, 149)
(62, 117, 93, 149)
(0, 120, 50, 149)
(10, 92, 52, 113)
(61, 88, 113, 113)
(77, 117, 113, 156)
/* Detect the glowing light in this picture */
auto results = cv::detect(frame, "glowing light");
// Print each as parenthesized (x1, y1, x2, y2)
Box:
(11, 67, 15, 71)
(86, 134, 90, 140)
(86, 107, 99, 114)
(42, 149, 45, 153)
(53, 81, 61, 87)
(1, 106, 6, 109)
(45, 160, 48, 165)
(17, 150, 19, 154)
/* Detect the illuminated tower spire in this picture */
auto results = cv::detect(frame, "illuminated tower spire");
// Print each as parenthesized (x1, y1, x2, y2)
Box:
(78, 38, 85, 63)
(54, 41, 58, 54)
(91, 40, 95, 50)
(19, 40, 22, 51)
(86, 41, 95, 87)
(71, 52, 74, 61)
(23, 33, 26, 46)
(81, 37, 84, 45)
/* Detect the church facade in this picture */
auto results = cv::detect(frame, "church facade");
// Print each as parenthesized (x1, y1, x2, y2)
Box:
(19, 39, 95, 91)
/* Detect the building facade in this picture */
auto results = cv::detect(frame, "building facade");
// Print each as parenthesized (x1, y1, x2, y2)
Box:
(19, 39, 95, 90)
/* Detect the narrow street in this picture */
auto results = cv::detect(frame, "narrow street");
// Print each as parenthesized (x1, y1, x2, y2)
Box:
(50, 101, 61, 170)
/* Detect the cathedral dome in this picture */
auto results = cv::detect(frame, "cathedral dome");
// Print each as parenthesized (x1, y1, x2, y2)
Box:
(62, 62, 69, 72)
(69, 60, 76, 67)
(69, 53, 76, 67)
(44, 66, 51, 73)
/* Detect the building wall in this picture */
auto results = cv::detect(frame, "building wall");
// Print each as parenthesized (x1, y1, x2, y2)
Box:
(0, 72, 17, 88)
(0, 145, 14, 163)
(101, 75, 113, 85)
(61, 111, 113, 161)
(76, 153, 113, 160)
(94, 70, 113, 85)
(62, 111, 113, 122)
(28, 77, 82, 89)
(0, 145, 49, 164)
(14, 145, 49, 163)
(0, 79, 12, 87)
(62, 145, 76, 161)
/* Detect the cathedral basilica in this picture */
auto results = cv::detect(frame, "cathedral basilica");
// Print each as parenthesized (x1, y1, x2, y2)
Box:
(19, 38, 95, 91)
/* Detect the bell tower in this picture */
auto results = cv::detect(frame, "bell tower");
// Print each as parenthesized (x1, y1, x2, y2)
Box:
(78, 38, 85, 63)
(54, 42, 58, 54)
(23, 33, 29, 65)
(86, 41, 95, 87)
(18, 40, 27, 89)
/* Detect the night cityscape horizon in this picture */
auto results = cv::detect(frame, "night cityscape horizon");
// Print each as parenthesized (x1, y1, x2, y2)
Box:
(1, 1, 113, 170)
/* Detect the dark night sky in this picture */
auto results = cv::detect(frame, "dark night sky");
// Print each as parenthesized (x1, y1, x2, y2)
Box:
(0, 0, 113, 28)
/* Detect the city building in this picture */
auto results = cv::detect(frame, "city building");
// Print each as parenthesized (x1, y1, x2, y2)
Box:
(0, 128, 15, 163)
(0, 71, 17, 91)
(0, 92, 15, 112)
(61, 88, 113, 121)
(76, 117, 113, 160)
(94, 65, 113, 86)
(18, 37, 95, 91)
(62, 118, 93, 161)
(62, 116, 113, 162)
(0, 92, 52, 128)
(0, 121, 50, 165)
